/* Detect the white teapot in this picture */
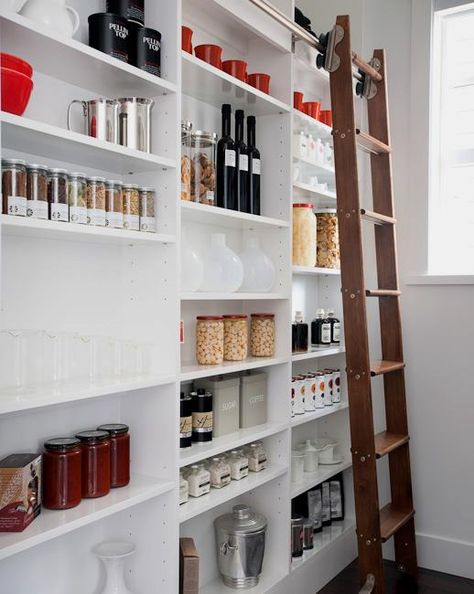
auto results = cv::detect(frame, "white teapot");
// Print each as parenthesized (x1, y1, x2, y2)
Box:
(20, 0, 80, 38)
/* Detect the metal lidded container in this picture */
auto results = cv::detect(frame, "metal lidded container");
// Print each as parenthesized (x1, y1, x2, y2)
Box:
(118, 97, 154, 153)
(214, 504, 267, 589)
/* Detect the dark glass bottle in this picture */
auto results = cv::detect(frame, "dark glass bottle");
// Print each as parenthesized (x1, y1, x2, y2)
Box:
(216, 104, 237, 210)
(292, 311, 309, 352)
(247, 115, 261, 215)
(327, 309, 341, 344)
(235, 109, 250, 212)
(311, 309, 332, 347)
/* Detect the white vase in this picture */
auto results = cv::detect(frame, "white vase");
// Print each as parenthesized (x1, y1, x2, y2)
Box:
(239, 234, 276, 292)
(181, 237, 204, 292)
(94, 541, 135, 594)
(200, 233, 243, 293)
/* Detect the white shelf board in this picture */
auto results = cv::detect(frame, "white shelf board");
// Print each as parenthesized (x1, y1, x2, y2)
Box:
(293, 109, 333, 140)
(0, 375, 176, 416)
(180, 355, 289, 381)
(0, 475, 174, 561)
(290, 519, 356, 573)
(291, 402, 349, 429)
(0, 215, 176, 246)
(179, 422, 288, 467)
(180, 292, 288, 301)
(292, 266, 341, 276)
(179, 464, 287, 523)
(180, 201, 289, 230)
(0, 112, 176, 175)
(293, 155, 335, 178)
(291, 346, 345, 362)
(0, 11, 176, 97)
(201, 565, 288, 594)
(291, 460, 352, 499)
(182, 52, 291, 116)
(293, 182, 337, 205)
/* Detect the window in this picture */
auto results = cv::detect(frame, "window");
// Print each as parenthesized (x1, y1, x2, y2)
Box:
(430, 2, 474, 274)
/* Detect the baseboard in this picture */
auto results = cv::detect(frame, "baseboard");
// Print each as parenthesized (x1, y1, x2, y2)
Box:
(416, 532, 474, 580)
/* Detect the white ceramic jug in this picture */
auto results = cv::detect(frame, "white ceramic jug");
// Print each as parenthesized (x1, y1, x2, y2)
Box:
(5, 0, 27, 12)
(20, 0, 80, 38)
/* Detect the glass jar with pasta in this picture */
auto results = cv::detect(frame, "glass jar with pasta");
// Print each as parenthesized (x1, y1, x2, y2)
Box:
(315, 208, 340, 269)
(181, 121, 192, 201)
(292, 203, 316, 267)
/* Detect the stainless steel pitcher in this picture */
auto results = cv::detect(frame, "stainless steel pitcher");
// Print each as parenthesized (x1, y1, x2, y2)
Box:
(117, 97, 154, 153)
(67, 98, 118, 143)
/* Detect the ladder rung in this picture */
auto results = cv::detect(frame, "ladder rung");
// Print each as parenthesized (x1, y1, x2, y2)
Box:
(374, 431, 409, 458)
(360, 209, 397, 225)
(380, 503, 415, 542)
(356, 130, 391, 155)
(366, 289, 401, 297)
(370, 360, 405, 376)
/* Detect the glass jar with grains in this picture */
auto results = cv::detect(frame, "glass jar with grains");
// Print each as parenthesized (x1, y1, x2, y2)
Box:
(26, 164, 48, 219)
(196, 316, 224, 365)
(181, 120, 192, 201)
(86, 176, 106, 226)
(68, 172, 87, 224)
(2, 158, 27, 217)
(48, 168, 69, 222)
(316, 209, 340, 269)
(139, 186, 156, 233)
(123, 183, 140, 231)
(105, 180, 124, 229)
(190, 130, 217, 205)
(292, 203, 316, 267)
(250, 313, 275, 357)
(223, 315, 248, 361)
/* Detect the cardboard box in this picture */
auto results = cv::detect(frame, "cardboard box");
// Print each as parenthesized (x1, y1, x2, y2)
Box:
(179, 537, 199, 594)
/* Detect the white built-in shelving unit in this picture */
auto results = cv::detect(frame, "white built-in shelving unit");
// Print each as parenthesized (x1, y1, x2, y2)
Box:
(0, 1, 356, 592)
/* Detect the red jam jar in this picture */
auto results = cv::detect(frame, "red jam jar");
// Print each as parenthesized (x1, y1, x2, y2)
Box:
(43, 437, 82, 510)
(75, 430, 111, 498)
(97, 424, 130, 488)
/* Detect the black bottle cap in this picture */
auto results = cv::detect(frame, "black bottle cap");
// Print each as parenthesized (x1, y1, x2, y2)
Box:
(236, 109, 245, 119)
(222, 104, 232, 114)
(247, 115, 256, 124)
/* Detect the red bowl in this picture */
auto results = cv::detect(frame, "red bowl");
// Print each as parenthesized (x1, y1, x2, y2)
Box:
(319, 109, 333, 127)
(1, 67, 34, 116)
(222, 59, 248, 82)
(194, 44, 223, 69)
(248, 73, 271, 94)
(182, 26, 193, 54)
(302, 101, 321, 120)
(293, 91, 304, 111)
(0, 53, 33, 78)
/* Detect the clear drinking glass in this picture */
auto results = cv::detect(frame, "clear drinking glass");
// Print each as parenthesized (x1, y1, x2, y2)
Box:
(92, 336, 120, 383)
(0, 329, 23, 394)
(20, 330, 45, 389)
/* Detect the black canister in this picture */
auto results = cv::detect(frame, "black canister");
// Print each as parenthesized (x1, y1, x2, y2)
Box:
(192, 388, 213, 443)
(106, 0, 145, 26)
(291, 514, 304, 558)
(89, 13, 130, 63)
(180, 392, 193, 449)
(303, 519, 314, 550)
(129, 24, 161, 77)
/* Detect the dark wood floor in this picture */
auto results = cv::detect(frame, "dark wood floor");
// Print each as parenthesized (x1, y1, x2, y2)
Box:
(318, 560, 474, 594)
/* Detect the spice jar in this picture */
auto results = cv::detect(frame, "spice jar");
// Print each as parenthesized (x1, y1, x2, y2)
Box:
(293, 203, 316, 267)
(187, 464, 211, 497)
(26, 164, 48, 219)
(86, 176, 106, 226)
(250, 313, 275, 357)
(192, 388, 213, 443)
(315, 208, 340, 269)
(68, 172, 87, 224)
(97, 423, 130, 488)
(48, 168, 69, 222)
(291, 514, 304, 558)
(75, 430, 111, 498)
(181, 121, 192, 201)
(196, 316, 224, 365)
(2, 158, 27, 217)
(123, 183, 140, 230)
(179, 472, 189, 505)
(223, 315, 248, 361)
(105, 180, 124, 229)
(190, 130, 217, 205)
(209, 457, 231, 489)
(42, 437, 82, 510)
(245, 442, 267, 472)
(139, 186, 156, 232)
(228, 449, 249, 480)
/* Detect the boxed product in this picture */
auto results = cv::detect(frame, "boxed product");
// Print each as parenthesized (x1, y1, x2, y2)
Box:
(239, 371, 267, 428)
(195, 376, 239, 437)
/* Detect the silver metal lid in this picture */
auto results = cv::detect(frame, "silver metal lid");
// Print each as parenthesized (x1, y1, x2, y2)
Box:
(106, 180, 123, 187)
(2, 158, 27, 166)
(138, 186, 155, 192)
(48, 168, 68, 175)
(122, 183, 139, 189)
(87, 176, 107, 182)
(27, 164, 49, 171)
(190, 130, 218, 148)
(215, 504, 267, 535)
(69, 172, 87, 178)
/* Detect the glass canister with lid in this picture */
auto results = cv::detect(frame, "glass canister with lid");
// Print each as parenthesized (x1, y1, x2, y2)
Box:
(26, 164, 48, 219)
(315, 208, 340, 269)
(105, 180, 124, 229)
(48, 168, 69, 222)
(292, 203, 316, 267)
(190, 130, 217, 205)
(209, 457, 231, 489)
(245, 441, 267, 472)
(68, 172, 87, 224)
(196, 315, 224, 365)
(42, 437, 82, 510)
(86, 176, 106, 226)
(2, 158, 27, 216)
(139, 186, 156, 232)
(123, 183, 140, 230)
(75, 429, 111, 498)
(97, 423, 130, 488)
(250, 313, 275, 357)
(187, 464, 211, 497)
(223, 314, 248, 361)
(181, 120, 192, 201)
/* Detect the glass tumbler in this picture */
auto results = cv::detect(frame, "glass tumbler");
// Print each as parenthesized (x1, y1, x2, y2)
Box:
(0, 330, 23, 393)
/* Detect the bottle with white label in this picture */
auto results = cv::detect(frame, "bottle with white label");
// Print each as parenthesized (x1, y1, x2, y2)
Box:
(326, 309, 341, 344)
(2, 158, 27, 217)
(311, 308, 332, 347)
(216, 103, 237, 210)
(235, 109, 250, 213)
(48, 168, 69, 223)
(67, 172, 87, 224)
(247, 115, 261, 215)
(26, 164, 49, 220)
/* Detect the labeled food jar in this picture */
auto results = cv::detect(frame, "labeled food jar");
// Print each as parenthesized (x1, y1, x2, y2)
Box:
(293, 203, 316, 267)
(293, 375, 305, 415)
(75, 430, 111, 498)
(245, 442, 267, 472)
(179, 473, 189, 505)
(223, 315, 248, 361)
(42, 437, 82, 510)
(123, 183, 140, 230)
(181, 121, 192, 201)
(139, 186, 156, 232)
(26, 164, 48, 219)
(180, 392, 193, 449)
(190, 130, 217, 205)
(68, 172, 87, 224)
(97, 424, 130, 488)
(86, 176, 106, 226)
(106, 0, 144, 25)
(228, 450, 249, 480)
(196, 316, 224, 365)
(105, 180, 124, 229)
(129, 25, 161, 77)
(48, 168, 69, 222)
(187, 464, 211, 497)
(315, 208, 340, 269)
(209, 457, 231, 489)
(250, 313, 275, 357)
(2, 158, 27, 216)
(88, 13, 130, 62)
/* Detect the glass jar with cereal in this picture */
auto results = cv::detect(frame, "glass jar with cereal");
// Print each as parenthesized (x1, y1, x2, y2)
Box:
(196, 316, 224, 365)
(250, 313, 275, 357)
(223, 314, 248, 361)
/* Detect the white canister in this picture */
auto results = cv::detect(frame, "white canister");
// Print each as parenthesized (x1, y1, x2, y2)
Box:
(314, 372, 325, 408)
(331, 369, 341, 404)
(322, 370, 334, 407)
(293, 376, 305, 415)
(292, 132, 308, 160)
(291, 450, 304, 483)
(302, 440, 318, 473)
(304, 373, 317, 412)
(291, 377, 296, 418)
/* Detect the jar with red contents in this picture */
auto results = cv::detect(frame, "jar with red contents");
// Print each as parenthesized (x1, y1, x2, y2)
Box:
(97, 424, 130, 488)
(75, 430, 111, 498)
(42, 437, 82, 510)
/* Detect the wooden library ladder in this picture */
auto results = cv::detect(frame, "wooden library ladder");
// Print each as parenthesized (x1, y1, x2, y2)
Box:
(328, 15, 417, 594)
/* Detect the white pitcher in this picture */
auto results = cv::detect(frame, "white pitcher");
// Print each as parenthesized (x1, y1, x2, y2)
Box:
(20, 0, 80, 38)
(4, 0, 28, 12)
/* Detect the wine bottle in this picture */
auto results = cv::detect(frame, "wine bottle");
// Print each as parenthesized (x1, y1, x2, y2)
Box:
(216, 104, 237, 209)
(247, 115, 261, 215)
(235, 109, 250, 212)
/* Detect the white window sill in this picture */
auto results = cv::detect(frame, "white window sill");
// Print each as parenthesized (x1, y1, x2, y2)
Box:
(406, 275, 474, 285)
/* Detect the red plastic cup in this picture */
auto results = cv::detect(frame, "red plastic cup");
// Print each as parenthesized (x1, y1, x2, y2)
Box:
(247, 73, 271, 94)
(194, 44, 223, 69)
(293, 91, 304, 111)
(222, 60, 248, 82)
(302, 101, 321, 120)
(0, 53, 33, 78)
(319, 109, 333, 127)
(181, 26, 193, 54)
(1, 67, 34, 116)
